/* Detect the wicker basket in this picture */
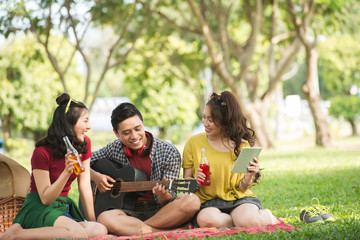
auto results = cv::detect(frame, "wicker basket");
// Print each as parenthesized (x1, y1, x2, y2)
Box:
(0, 196, 25, 233)
(0, 154, 30, 234)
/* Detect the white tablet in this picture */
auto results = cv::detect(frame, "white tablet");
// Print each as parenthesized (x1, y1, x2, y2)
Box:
(231, 147, 262, 173)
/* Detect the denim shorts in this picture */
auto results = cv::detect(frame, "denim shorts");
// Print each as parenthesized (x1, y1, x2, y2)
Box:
(192, 197, 263, 227)
(63, 204, 80, 222)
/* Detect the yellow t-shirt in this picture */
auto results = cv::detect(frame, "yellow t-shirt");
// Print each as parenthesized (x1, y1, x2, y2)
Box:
(182, 133, 256, 204)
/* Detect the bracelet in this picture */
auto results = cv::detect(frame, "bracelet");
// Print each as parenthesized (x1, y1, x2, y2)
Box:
(241, 179, 251, 189)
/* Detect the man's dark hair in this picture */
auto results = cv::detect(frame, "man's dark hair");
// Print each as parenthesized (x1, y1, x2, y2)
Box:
(111, 102, 143, 131)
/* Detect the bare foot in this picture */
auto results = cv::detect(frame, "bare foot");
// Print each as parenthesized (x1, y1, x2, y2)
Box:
(0, 223, 23, 240)
(270, 214, 285, 224)
(178, 222, 195, 230)
(263, 209, 284, 225)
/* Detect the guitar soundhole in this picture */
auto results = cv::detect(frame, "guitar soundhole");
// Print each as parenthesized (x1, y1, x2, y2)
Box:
(111, 179, 123, 198)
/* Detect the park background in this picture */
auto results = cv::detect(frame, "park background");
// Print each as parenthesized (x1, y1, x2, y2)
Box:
(1, 0, 360, 239)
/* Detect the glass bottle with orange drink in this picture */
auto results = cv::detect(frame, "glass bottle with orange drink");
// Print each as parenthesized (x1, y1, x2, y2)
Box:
(63, 136, 85, 174)
(199, 148, 211, 186)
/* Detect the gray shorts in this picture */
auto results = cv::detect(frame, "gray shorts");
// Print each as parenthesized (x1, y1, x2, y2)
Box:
(192, 197, 263, 227)
(121, 201, 159, 221)
(201, 197, 263, 214)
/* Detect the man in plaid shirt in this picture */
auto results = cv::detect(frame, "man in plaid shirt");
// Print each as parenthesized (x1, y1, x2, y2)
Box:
(90, 102, 200, 236)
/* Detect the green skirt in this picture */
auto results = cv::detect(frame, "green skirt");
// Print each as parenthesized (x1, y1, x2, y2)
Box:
(13, 192, 85, 229)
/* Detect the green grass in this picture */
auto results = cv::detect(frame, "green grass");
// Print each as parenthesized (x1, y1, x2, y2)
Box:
(7, 135, 360, 239)
(229, 136, 360, 239)
(249, 149, 360, 239)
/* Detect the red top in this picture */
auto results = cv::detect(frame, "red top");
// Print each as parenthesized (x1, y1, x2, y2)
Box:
(128, 147, 155, 202)
(30, 136, 92, 197)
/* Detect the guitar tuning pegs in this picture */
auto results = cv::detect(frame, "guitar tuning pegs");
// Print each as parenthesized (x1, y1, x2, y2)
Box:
(180, 192, 192, 196)
(178, 191, 192, 196)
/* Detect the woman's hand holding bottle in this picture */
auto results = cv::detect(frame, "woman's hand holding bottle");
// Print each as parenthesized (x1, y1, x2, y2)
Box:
(64, 152, 82, 175)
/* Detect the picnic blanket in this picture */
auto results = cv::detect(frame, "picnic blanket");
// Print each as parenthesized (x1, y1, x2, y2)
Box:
(88, 222, 296, 240)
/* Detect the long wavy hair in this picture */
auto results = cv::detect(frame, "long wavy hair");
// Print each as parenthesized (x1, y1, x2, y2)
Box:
(36, 93, 88, 159)
(206, 91, 262, 184)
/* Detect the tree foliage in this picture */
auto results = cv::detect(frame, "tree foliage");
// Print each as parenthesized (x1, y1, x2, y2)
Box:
(328, 95, 360, 135)
(1, 0, 360, 148)
(122, 36, 201, 142)
(0, 0, 152, 109)
(0, 36, 64, 149)
(284, 0, 360, 146)
(154, 0, 305, 148)
(318, 34, 360, 95)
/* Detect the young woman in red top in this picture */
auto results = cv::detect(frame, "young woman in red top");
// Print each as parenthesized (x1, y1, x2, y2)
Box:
(0, 93, 107, 240)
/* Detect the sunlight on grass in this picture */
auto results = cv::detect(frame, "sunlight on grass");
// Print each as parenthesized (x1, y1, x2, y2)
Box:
(243, 136, 360, 239)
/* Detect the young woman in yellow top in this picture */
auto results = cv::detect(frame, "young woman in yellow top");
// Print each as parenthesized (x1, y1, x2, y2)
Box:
(182, 91, 281, 228)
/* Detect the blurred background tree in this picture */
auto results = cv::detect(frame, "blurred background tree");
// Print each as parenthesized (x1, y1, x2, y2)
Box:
(318, 33, 360, 135)
(121, 36, 203, 142)
(155, 0, 303, 148)
(319, 34, 360, 96)
(0, 0, 359, 154)
(0, 0, 152, 109)
(0, 36, 67, 151)
(328, 95, 360, 135)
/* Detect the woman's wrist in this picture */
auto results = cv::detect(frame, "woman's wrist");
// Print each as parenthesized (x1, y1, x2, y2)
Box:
(241, 176, 253, 189)
(240, 179, 251, 189)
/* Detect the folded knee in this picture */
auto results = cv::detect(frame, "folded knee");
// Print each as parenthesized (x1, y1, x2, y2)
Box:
(84, 222, 108, 237)
(96, 223, 108, 236)
(180, 194, 201, 213)
(97, 209, 126, 225)
(197, 214, 218, 228)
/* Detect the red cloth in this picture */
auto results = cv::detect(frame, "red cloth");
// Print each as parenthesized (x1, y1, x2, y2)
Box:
(128, 146, 154, 202)
(87, 222, 297, 240)
(30, 136, 92, 197)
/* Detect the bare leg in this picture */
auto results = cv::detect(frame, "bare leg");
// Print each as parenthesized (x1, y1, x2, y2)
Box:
(231, 204, 280, 227)
(97, 209, 158, 236)
(196, 207, 234, 228)
(0, 224, 23, 240)
(0, 216, 100, 240)
(97, 194, 200, 236)
(78, 220, 108, 237)
(145, 194, 200, 229)
(259, 209, 281, 225)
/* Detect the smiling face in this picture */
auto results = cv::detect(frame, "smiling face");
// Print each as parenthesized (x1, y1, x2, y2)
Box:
(73, 109, 91, 142)
(202, 105, 221, 138)
(114, 115, 147, 150)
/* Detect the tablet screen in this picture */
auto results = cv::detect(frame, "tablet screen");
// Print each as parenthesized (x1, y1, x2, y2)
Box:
(231, 147, 262, 173)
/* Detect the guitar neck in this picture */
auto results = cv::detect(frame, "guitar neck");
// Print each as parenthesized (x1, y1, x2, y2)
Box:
(118, 180, 171, 193)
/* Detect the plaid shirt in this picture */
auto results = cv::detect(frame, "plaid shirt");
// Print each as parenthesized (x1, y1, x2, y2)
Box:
(90, 132, 181, 203)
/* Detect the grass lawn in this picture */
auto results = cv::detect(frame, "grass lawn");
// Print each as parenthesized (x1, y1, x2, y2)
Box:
(234, 136, 360, 239)
(8, 135, 360, 239)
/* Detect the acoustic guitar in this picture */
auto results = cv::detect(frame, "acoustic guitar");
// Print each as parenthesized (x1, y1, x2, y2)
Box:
(82, 158, 198, 217)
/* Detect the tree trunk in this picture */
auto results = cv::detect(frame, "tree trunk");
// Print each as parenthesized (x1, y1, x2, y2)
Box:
(158, 126, 168, 140)
(302, 46, 332, 147)
(233, 89, 274, 148)
(249, 103, 274, 148)
(1, 114, 12, 153)
(348, 119, 357, 136)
